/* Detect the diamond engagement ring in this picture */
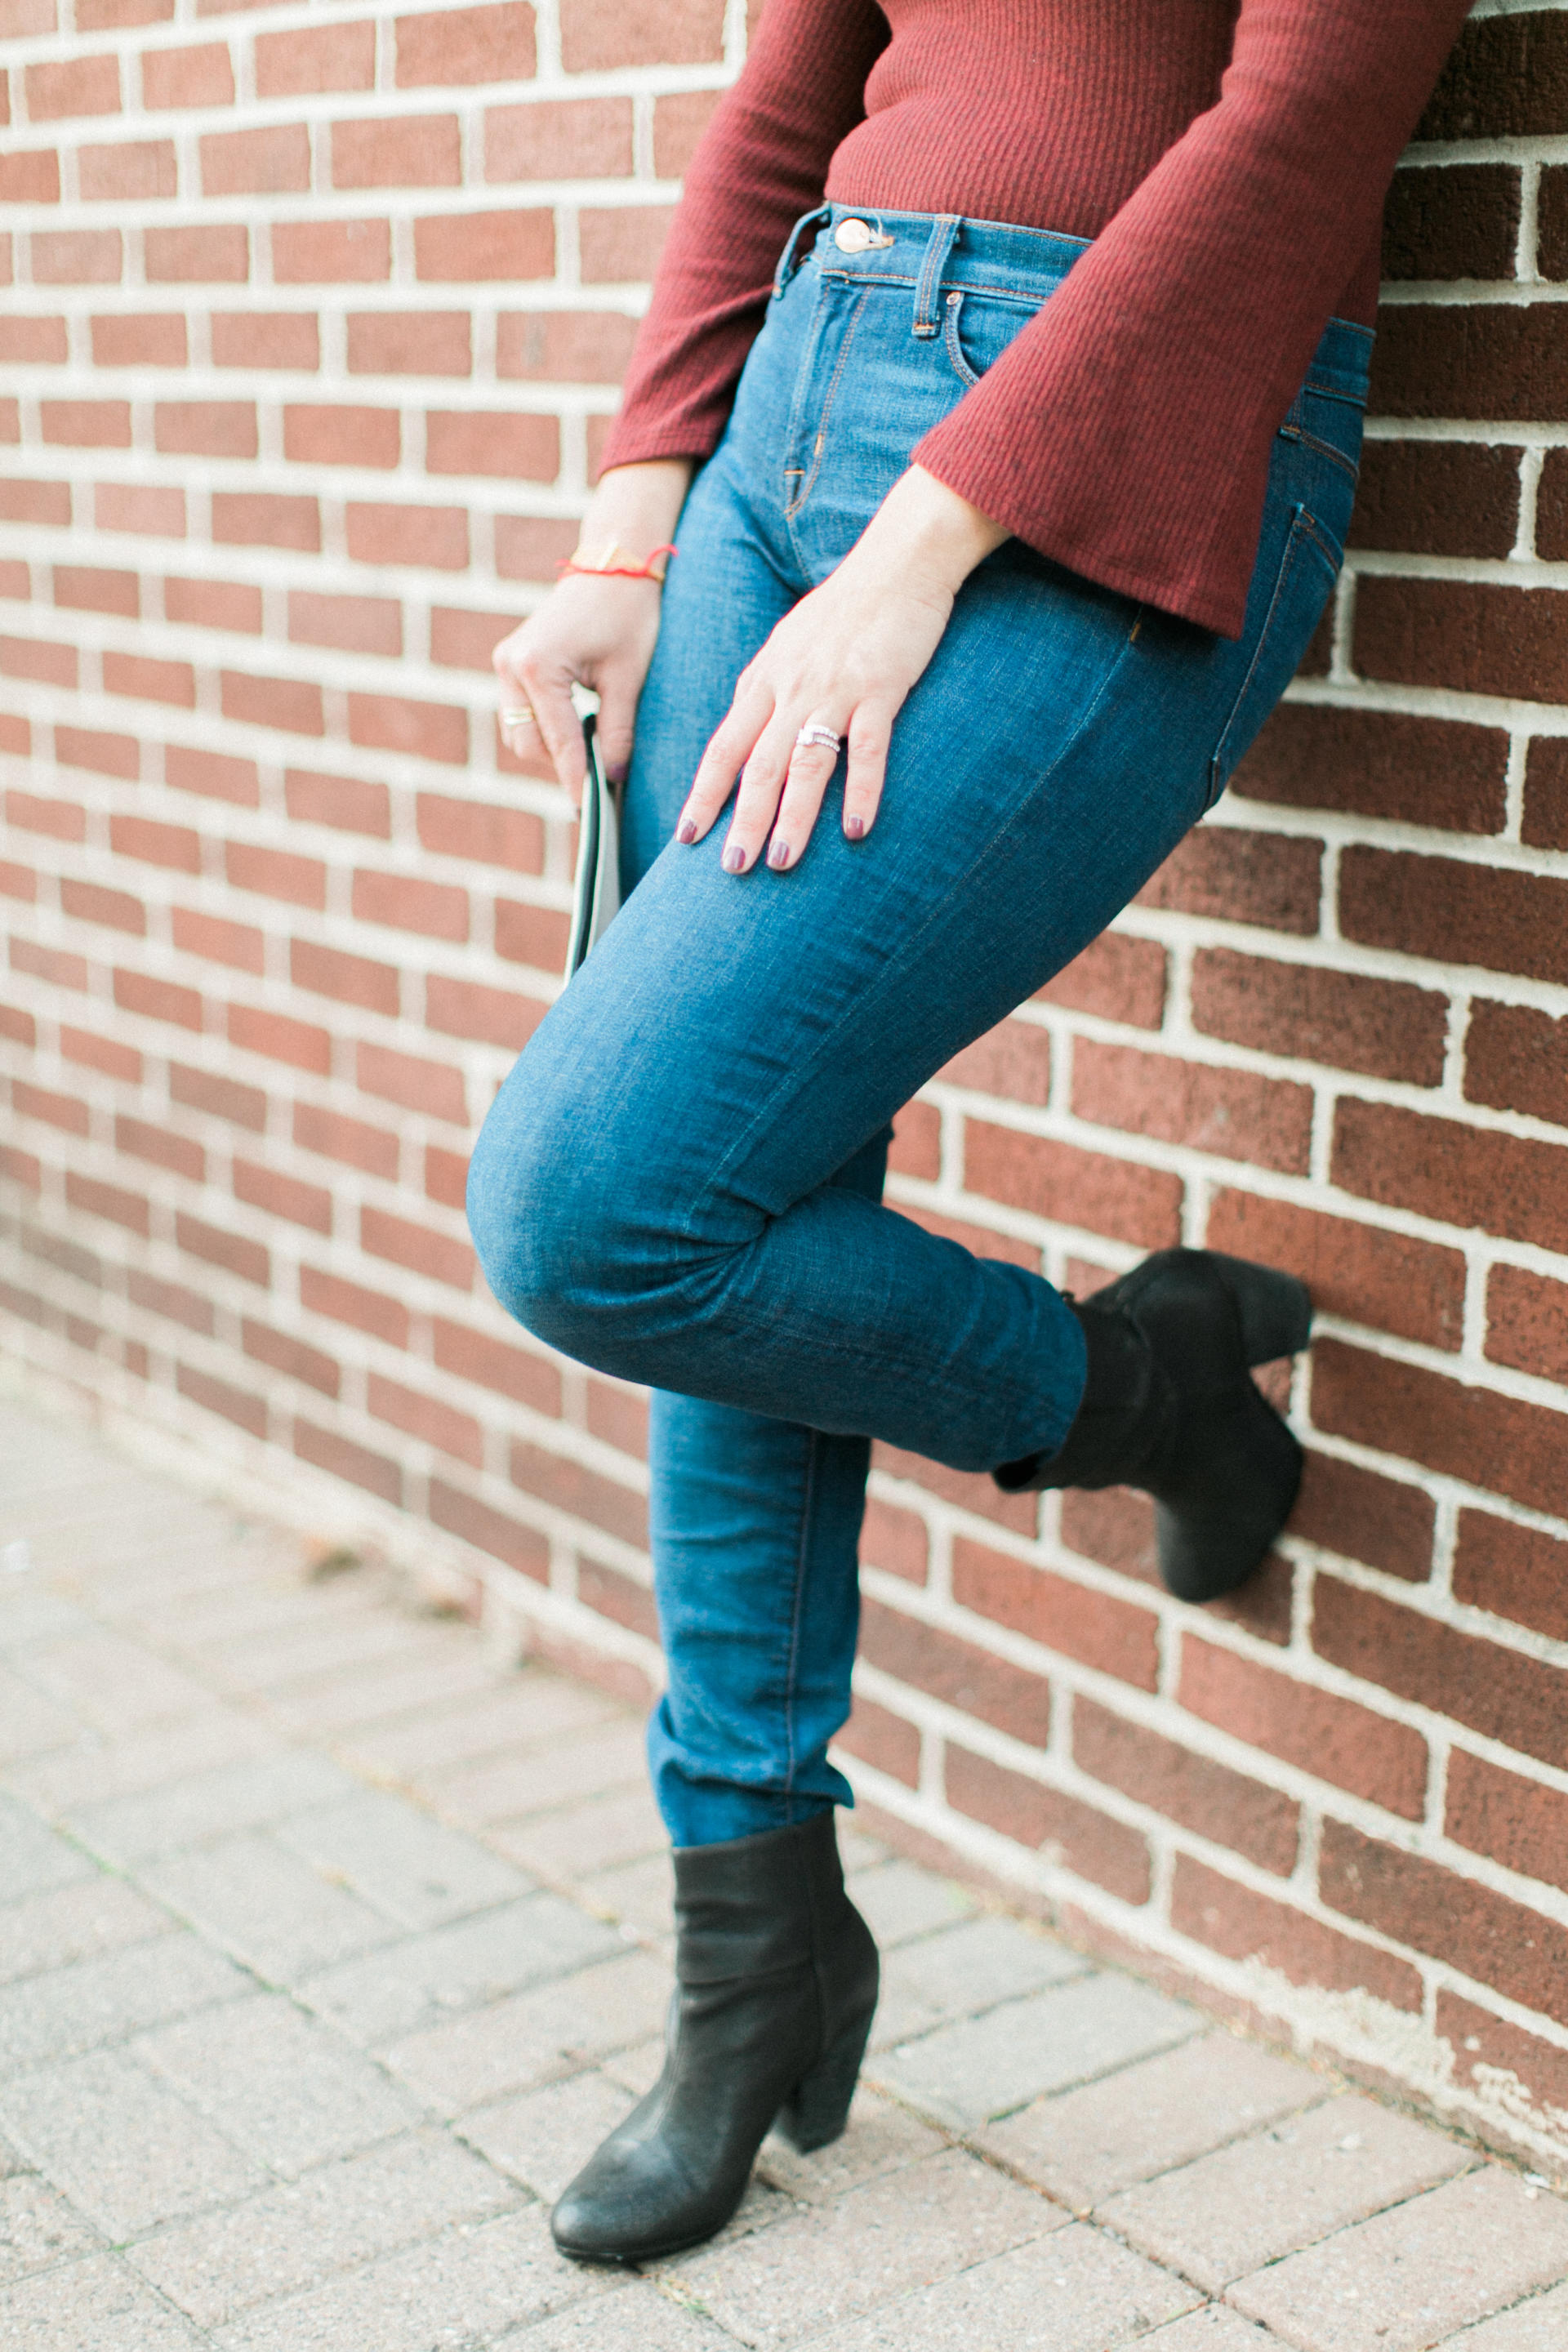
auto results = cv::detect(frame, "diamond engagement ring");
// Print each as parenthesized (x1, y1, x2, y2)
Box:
(795, 723, 842, 754)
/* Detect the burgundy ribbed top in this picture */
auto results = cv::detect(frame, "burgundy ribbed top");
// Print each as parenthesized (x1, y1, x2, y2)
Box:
(599, 0, 1470, 637)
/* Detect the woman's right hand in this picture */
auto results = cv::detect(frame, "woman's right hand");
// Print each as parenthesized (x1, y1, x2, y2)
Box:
(492, 458, 693, 804)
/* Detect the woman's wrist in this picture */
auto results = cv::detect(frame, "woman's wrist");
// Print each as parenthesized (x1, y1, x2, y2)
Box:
(564, 541, 676, 583)
(576, 459, 694, 574)
(851, 464, 1010, 596)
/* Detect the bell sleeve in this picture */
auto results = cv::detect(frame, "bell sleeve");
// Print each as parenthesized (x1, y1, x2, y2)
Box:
(912, 0, 1473, 635)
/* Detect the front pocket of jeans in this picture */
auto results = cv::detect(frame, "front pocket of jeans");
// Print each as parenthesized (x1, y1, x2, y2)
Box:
(942, 292, 982, 386)
(940, 287, 1049, 390)
(1207, 506, 1342, 807)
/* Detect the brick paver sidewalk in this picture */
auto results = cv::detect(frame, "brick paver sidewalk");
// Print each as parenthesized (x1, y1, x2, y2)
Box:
(3, 1399, 1567, 2350)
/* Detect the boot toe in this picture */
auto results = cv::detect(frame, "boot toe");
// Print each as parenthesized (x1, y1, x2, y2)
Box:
(550, 2136, 654, 2263)
(550, 2137, 737, 2266)
(550, 2186, 635, 2265)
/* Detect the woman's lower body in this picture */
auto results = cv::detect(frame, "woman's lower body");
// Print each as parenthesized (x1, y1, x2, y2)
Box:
(466, 206, 1368, 2256)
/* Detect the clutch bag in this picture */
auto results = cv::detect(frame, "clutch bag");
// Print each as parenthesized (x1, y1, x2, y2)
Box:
(565, 711, 623, 980)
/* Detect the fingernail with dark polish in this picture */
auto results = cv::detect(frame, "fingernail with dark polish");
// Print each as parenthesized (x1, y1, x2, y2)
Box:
(676, 818, 696, 844)
(768, 839, 791, 869)
(844, 814, 865, 840)
(607, 764, 629, 787)
(723, 844, 746, 873)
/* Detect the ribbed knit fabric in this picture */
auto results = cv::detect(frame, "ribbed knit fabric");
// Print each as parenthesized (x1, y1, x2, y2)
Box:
(599, 0, 1471, 637)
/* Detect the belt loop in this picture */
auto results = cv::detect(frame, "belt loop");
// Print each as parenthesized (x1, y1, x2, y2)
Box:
(773, 204, 831, 301)
(912, 215, 961, 337)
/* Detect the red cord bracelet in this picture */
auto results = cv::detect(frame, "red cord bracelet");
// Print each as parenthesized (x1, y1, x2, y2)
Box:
(559, 542, 677, 582)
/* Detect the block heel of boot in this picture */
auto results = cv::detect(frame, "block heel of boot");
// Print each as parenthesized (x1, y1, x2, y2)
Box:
(1209, 1254, 1312, 1365)
(1009, 1246, 1315, 1607)
(776, 2004, 875, 2154)
(1156, 1392, 1304, 1603)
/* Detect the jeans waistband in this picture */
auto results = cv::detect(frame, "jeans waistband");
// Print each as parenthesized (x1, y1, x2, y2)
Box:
(773, 202, 1373, 405)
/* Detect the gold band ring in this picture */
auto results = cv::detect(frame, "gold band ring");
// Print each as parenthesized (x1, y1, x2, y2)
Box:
(501, 706, 537, 728)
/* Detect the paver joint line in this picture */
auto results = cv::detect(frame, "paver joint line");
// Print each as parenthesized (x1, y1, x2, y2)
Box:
(2, 1399, 1565, 2351)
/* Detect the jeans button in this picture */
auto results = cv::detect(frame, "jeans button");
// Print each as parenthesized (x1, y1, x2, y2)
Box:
(833, 218, 889, 254)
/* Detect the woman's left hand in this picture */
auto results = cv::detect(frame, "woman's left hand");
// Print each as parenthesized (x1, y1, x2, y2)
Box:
(676, 466, 1009, 872)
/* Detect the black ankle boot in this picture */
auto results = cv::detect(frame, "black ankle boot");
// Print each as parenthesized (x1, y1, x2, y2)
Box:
(550, 1809, 879, 2265)
(997, 1247, 1312, 1604)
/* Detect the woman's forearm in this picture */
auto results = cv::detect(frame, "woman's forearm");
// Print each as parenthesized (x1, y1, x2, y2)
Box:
(849, 465, 1010, 603)
(492, 458, 694, 798)
(576, 459, 695, 564)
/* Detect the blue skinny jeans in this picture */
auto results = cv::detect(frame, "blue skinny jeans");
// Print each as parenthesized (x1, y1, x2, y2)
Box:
(468, 207, 1370, 1847)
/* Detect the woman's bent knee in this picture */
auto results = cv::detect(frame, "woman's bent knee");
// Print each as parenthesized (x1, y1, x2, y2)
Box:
(466, 1044, 717, 1373)
(466, 1068, 604, 1349)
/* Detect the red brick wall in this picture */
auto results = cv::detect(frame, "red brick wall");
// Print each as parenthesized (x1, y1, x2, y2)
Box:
(5, 0, 1568, 2166)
